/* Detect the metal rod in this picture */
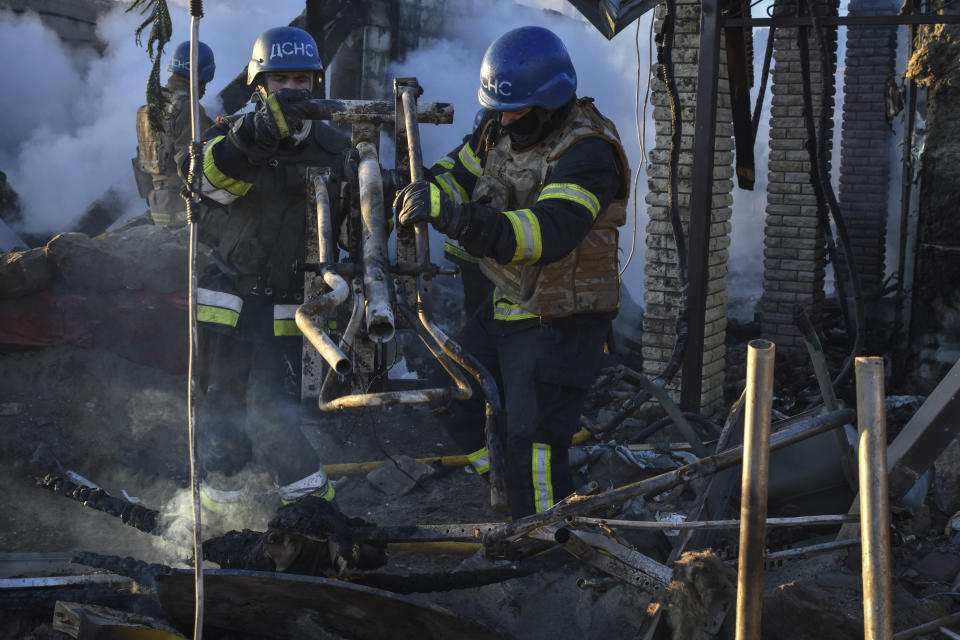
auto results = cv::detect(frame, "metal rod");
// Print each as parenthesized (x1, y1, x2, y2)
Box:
(356, 141, 395, 343)
(680, 0, 721, 413)
(763, 538, 860, 562)
(483, 407, 855, 546)
(722, 13, 960, 27)
(736, 339, 775, 640)
(857, 357, 894, 640)
(284, 97, 454, 125)
(569, 514, 858, 531)
(186, 12, 204, 640)
(399, 86, 432, 278)
(296, 269, 351, 375)
(311, 171, 336, 265)
(892, 611, 960, 640)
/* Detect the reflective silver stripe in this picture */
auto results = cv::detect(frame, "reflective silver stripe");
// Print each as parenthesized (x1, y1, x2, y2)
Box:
(276, 469, 330, 501)
(492, 288, 537, 321)
(202, 184, 241, 206)
(532, 443, 553, 513)
(197, 288, 243, 313)
(201, 481, 249, 505)
(503, 209, 542, 265)
(273, 304, 299, 321)
(435, 155, 455, 170)
(537, 182, 601, 219)
(435, 172, 467, 204)
(467, 447, 490, 474)
(458, 142, 483, 177)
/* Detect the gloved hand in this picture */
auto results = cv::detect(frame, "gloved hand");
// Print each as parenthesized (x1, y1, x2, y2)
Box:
(250, 88, 312, 152)
(393, 181, 469, 239)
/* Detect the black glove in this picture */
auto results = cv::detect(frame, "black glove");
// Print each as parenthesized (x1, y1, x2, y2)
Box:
(381, 168, 410, 196)
(250, 88, 312, 152)
(393, 181, 469, 239)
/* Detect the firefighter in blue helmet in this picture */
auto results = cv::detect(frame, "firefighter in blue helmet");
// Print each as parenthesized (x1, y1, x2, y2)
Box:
(187, 26, 346, 520)
(395, 26, 630, 519)
(134, 41, 216, 226)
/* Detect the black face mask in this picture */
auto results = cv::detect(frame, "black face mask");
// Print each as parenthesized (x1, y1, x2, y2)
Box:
(502, 107, 552, 150)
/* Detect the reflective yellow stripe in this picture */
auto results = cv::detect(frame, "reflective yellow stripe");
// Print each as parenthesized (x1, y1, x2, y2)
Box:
(467, 447, 490, 474)
(429, 182, 441, 218)
(492, 288, 537, 321)
(204, 136, 253, 196)
(198, 305, 239, 327)
(150, 210, 188, 225)
(537, 182, 601, 220)
(197, 287, 243, 327)
(458, 142, 483, 177)
(435, 155, 455, 170)
(266, 93, 290, 138)
(443, 241, 480, 263)
(503, 209, 542, 265)
(532, 443, 554, 513)
(435, 172, 468, 204)
(273, 304, 302, 336)
(280, 480, 335, 505)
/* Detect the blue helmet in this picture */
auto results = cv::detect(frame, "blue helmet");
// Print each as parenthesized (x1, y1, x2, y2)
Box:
(247, 26, 323, 86)
(478, 26, 577, 112)
(168, 40, 216, 85)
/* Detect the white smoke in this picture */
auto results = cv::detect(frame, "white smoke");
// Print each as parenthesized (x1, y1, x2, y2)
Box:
(0, 0, 308, 240)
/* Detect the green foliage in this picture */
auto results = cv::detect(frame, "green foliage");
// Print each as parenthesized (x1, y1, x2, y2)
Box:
(126, 0, 173, 135)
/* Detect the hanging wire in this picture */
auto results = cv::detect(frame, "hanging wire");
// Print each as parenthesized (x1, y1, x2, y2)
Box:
(620, 15, 655, 276)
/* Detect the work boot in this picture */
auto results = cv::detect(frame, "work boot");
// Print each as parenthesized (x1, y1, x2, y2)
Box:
(276, 468, 336, 505)
(201, 471, 278, 531)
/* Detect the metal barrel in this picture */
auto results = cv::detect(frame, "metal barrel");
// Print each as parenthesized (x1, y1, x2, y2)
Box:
(356, 141, 396, 344)
(857, 356, 894, 640)
(735, 339, 775, 640)
(296, 269, 352, 375)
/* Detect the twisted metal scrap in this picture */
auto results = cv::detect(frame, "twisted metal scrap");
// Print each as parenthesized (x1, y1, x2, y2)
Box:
(127, 0, 173, 134)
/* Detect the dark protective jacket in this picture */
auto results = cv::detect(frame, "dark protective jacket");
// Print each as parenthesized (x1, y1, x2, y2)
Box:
(134, 75, 213, 225)
(193, 114, 349, 335)
(432, 98, 629, 324)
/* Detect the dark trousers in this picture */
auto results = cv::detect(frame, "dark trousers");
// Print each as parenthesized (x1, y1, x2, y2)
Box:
(454, 313, 609, 519)
(198, 327, 319, 486)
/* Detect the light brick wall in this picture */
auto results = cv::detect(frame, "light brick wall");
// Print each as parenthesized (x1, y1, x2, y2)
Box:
(642, 0, 735, 414)
(760, 0, 839, 351)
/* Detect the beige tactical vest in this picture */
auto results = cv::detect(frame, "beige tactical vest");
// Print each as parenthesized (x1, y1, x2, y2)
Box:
(473, 98, 629, 318)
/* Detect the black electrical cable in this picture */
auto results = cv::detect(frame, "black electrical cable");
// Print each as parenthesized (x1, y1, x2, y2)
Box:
(595, 0, 689, 437)
(797, 0, 864, 391)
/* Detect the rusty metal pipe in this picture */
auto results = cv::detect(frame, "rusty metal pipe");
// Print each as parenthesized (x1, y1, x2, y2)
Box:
(311, 171, 336, 264)
(399, 86, 432, 285)
(284, 97, 454, 126)
(296, 269, 351, 376)
(483, 407, 855, 546)
(735, 339, 775, 640)
(356, 141, 395, 344)
(857, 356, 894, 640)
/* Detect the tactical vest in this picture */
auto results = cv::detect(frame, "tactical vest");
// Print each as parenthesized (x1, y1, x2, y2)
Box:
(136, 86, 187, 178)
(200, 119, 349, 298)
(473, 98, 630, 318)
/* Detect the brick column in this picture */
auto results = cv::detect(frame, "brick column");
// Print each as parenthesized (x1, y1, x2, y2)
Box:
(761, 0, 838, 353)
(642, 0, 735, 415)
(837, 0, 898, 308)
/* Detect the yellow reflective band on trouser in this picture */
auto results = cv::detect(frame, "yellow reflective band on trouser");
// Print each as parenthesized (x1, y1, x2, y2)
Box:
(273, 304, 302, 337)
(434, 155, 455, 170)
(492, 288, 537, 321)
(150, 210, 188, 225)
(458, 142, 483, 177)
(204, 136, 254, 197)
(266, 93, 291, 138)
(435, 172, 468, 204)
(278, 470, 335, 504)
(467, 447, 490, 474)
(197, 288, 243, 327)
(532, 443, 555, 513)
(503, 209, 543, 265)
(537, 182, 601, 220)
(443, 241, 480, 264)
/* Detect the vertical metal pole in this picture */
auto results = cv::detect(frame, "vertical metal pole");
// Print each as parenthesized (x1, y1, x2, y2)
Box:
(186, 4, 204, 638)
(356, 141, 395, 343)
(857, 356, 894, 640)
(735, 339, 775, 640)
(680, 0, 722, 412)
